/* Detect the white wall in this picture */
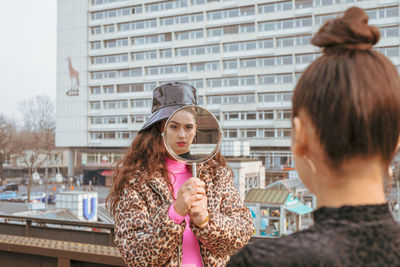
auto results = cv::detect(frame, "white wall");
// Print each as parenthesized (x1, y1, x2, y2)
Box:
(228, 159, 265, 201)
(56, 0, 89, 147)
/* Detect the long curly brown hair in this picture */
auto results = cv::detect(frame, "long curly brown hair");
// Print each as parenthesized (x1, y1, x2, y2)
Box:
(106, 121, 226, 216)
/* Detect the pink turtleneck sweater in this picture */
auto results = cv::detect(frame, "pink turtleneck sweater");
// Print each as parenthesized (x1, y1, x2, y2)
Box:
(166, 158, 203, 267)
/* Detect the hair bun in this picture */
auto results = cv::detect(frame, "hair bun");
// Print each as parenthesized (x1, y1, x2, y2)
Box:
(312, 7, 380, 53)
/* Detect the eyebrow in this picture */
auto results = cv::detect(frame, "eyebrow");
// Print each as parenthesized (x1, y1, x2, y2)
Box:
(169, 120, 195, 126)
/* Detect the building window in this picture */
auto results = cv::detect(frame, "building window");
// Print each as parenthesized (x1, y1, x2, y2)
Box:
(276, 110, 292, 120)
(344, 6, 397, 20)
(296, 0, 312, 9)
(276, 35, 311, 48)
(259, 74, 293, 84)
(175, 44, 220, 57)
(104, 38, 128, 48)
(132, 50, 157, 61)
(145, 0, 188, 12)
(90, 116, 128, 125)
(380, 26, 399, 38)
(91, 0, 127, 5)
(259, 92, 293, 103)
(315, 13, 339, 26)
(259, 110, 274, 120)
(118, 19, 157, 32)
(91, 6, 139, 20)
(91, 54, 128, 65)
(191, 61, 220, 72)
(223, 129, 237, 138)
(132, 33, 171, 45)
(104, 85, 114, 94)
(224, 112, 240, 121)
(91, 68, 142, 80)
(224, 60, 238, 69)
(160, 12, 203, 26)
(296, 53, 317, 64)
(104, 100, 128, 109)
(207, 6, 254, 21)
(183, 79, 204, 89)
(160, 48, 172, 58)
(104, 24, 115, 33)
(146, 64, 187, 75)
(144, 83, 157, 91)
(207, 95, 221, 104)
(91, 41, 101, 50)
(241, 129, 257, 138)
(176, 29, 204, 40)
(258, 39, 274, 49)
(259, 17, 311, 32)
(91, 26, 101, 35)
(131, 99, 152, 108)
(90, 86, 101, 95)
(377, 46, 399, 58)
(259, 1, 292, 13)
(264, 129, 275, 138)
(131, 114, 149, 123)
(90, 101, 101, 110)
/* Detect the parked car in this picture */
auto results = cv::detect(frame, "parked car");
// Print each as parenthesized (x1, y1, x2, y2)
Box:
(0, 183, 18, 192)
(0, 191, 17, 201)
(14, 192, 46, 203)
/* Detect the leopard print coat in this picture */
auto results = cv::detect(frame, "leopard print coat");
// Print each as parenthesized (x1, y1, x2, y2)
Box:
(114, 162, 254, 266)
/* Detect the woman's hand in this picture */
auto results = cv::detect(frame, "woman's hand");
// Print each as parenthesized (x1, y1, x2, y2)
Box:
(174, 178, 205, 216)
(189, 196, 209, 228)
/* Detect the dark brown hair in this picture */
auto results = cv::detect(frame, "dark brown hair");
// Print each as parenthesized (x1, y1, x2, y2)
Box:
(292, 7, 400, 168)
(106, 121, 226, 215)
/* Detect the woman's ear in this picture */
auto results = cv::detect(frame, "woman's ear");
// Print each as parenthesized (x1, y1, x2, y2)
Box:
(292, 116, 308, 157)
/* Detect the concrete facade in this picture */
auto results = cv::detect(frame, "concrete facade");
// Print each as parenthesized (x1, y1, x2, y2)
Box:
(57, 0, 400, 175)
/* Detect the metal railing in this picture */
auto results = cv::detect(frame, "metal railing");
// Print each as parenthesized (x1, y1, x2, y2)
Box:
(0, 214, 115, 246)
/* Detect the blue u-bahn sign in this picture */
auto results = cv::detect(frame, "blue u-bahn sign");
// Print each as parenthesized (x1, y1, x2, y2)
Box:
(83, 197, 96, 220)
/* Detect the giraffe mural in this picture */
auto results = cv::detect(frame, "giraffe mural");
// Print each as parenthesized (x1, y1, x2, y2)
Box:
(66, 55, 80, 96)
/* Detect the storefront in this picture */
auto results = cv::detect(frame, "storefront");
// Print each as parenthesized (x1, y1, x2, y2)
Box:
(245, 188, 313, 237)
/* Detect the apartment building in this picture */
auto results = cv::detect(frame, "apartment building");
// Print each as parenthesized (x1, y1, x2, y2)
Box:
(57, 0, 400, 178)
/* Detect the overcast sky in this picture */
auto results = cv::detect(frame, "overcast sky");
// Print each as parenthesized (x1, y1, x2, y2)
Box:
(0, 0, 57, 122)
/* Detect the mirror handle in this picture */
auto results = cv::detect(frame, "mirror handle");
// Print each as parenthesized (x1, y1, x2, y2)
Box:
(192, 162, 199, 218)
(192, 163, 197, 178)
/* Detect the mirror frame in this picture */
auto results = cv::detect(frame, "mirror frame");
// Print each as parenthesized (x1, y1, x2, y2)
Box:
(162, 105, 223, 164)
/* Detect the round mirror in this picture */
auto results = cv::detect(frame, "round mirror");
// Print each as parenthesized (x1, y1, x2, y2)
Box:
(162, 105, 222, 164)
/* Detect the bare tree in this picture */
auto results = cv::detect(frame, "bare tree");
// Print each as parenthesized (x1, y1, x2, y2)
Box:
(0, 115, 16, 180)
(17, 95, 57, 202)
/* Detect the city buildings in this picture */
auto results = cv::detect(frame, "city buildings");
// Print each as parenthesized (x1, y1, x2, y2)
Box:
(57, 0, 400, 186)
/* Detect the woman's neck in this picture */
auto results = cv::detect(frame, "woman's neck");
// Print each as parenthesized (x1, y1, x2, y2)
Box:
(314, 158, 387, 208)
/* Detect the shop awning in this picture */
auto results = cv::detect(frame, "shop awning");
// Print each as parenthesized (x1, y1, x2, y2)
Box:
(101, 170, 114, 176)
(284, 194, 313, 215)
(286, 203, 313, 215)
(245, 189, 290, 205)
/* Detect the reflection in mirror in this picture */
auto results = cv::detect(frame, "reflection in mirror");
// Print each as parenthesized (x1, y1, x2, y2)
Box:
(163, 106, 222, 164)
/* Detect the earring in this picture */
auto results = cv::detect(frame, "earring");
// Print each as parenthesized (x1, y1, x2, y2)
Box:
(304, 156, 316, 174)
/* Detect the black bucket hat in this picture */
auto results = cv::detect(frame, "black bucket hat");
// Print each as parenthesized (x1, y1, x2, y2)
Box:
(139, 82, 197, 132)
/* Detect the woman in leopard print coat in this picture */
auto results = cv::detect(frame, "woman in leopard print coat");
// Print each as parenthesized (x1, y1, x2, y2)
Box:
(107, 82, 253, 266)
(112, 160, 253, 266)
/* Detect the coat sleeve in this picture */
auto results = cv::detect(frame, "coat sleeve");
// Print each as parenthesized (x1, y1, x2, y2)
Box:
(191, 167, 254, 258)
(114, 186, 185, 266)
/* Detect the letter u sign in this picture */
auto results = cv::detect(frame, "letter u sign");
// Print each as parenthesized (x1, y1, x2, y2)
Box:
(83, 197, 96, 220)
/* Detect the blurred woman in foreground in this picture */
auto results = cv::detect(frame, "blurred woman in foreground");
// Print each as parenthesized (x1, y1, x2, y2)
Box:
(228, 6, 400, 266)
